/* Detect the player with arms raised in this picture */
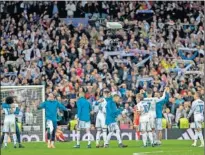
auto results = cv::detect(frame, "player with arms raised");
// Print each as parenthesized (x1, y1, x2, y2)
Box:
(155, 87, 170, 145)
(187, 92, 204, 147)
(144, 87, 169, 145)
(38, 93, 69, 149)
(95, 89, 109, 148)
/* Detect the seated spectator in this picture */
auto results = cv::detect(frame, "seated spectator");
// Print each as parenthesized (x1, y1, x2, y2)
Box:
(119, 111, 133, 129)
(163, 108, 175, 128)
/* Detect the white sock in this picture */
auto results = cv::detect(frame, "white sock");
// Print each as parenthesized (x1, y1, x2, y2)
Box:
(102, 129, 107, 146)
(4, 133, 8, 146)
(198, 131, 204, 145)
(96, 129, 101, 146)
(193, 130, 198, 144)
(148, 132, 153, 144)
(142, 132, 147, 146)
(51, 141, 54, 145)
(87, 130, 91, 145)
(116, 129, 122, 144)
(77, 130, 80, 145)
(13, 134, 17, 145)
(106, 132, 113, 145)
(153, 131, 157, 143)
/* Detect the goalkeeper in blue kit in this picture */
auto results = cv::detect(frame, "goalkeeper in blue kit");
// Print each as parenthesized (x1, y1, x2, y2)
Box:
(38, 93, 69, 149)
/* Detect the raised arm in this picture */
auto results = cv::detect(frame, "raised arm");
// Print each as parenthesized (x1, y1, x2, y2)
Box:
(157, 90, 166, 102)
(57, 101, 68, 111)
(38, 101, 46, 109)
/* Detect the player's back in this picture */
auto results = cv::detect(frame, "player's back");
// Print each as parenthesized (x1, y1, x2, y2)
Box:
(137, 100, 150, 122)
(143, 97, 157, 115)
(77, 97, 91, 122)
(192, 99, 204, 115)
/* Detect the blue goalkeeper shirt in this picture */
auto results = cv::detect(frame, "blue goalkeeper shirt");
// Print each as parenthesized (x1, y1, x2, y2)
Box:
(38, 100, 67, 123)
(105, 98, 122, 125)
(76, 97, 91, 122)
(156, 92, 169, 118)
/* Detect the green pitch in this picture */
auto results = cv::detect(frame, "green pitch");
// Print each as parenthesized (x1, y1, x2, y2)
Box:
(1, 140, 204, 155)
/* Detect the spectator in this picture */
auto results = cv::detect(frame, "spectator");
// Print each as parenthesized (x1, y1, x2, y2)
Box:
(0, 1, 204, 128)
(119, 111, 133, 129)
(163, 108, 175, 128)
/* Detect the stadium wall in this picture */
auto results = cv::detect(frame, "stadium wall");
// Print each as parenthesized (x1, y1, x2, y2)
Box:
(19, 128, 204, 142)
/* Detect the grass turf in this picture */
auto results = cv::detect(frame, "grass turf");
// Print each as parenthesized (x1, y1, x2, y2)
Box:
(1, 140, 204, 155)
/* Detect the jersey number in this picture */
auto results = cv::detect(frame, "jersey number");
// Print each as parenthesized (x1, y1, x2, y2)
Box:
(143, 102, 151, 113)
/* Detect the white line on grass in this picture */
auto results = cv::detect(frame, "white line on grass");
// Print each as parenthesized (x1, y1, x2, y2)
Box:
(133, 150, 193, 155)
(133, 151, 164, 155)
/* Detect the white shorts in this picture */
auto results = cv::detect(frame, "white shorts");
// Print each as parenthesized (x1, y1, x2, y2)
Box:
(156, 118, 162, 131)
(77, 120, 91, 129)
(194, 114, 203, 129)
(3, 114, 16, 132)
(96, 114, 107, 129)
(46, 120, 54, 133)
(108, 122, 120, 132)
(139, 122, 152, 132)
(194, 121, 202, 129)
(150, 117, 156, 129)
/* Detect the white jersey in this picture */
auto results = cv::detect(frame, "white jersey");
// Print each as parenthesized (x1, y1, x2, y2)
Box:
(144, 91, 166, 119)
(143, 97, 158, 118)
(97, 98, 107, 116)
(2, 103, 16, 132)
(137, 100, 151, 122)
(188, 99, 204, 122)
(95, 98, 107, 128)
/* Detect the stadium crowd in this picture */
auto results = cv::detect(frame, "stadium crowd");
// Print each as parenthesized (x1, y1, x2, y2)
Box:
(0, 1, 204, 129)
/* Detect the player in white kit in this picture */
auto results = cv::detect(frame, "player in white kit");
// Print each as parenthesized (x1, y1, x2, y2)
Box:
(144, 88, 167, 145)
(2, 96, 18, 148)
(95, 89, 109, 148)
(187, 92, 204, 147)
(137, 94, 154, 147)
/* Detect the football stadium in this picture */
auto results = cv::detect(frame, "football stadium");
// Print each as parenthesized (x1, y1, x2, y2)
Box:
(0, 1, 204, 155)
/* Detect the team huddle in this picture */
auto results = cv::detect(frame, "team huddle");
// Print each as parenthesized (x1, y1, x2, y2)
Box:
(1, 87, 204, 149)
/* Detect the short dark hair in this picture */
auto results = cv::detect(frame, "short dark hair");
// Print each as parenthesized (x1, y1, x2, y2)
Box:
(147, 88, 153, 95)
(5, 96, 14, 104)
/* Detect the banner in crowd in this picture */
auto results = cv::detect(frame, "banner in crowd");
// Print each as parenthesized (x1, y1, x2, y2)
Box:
(19, 128, 204, 142)
(65, 18, 89, 27)
(104, 49, 157, 58)
(136, 10, 154, 14)
(178, 47, 198, 52)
